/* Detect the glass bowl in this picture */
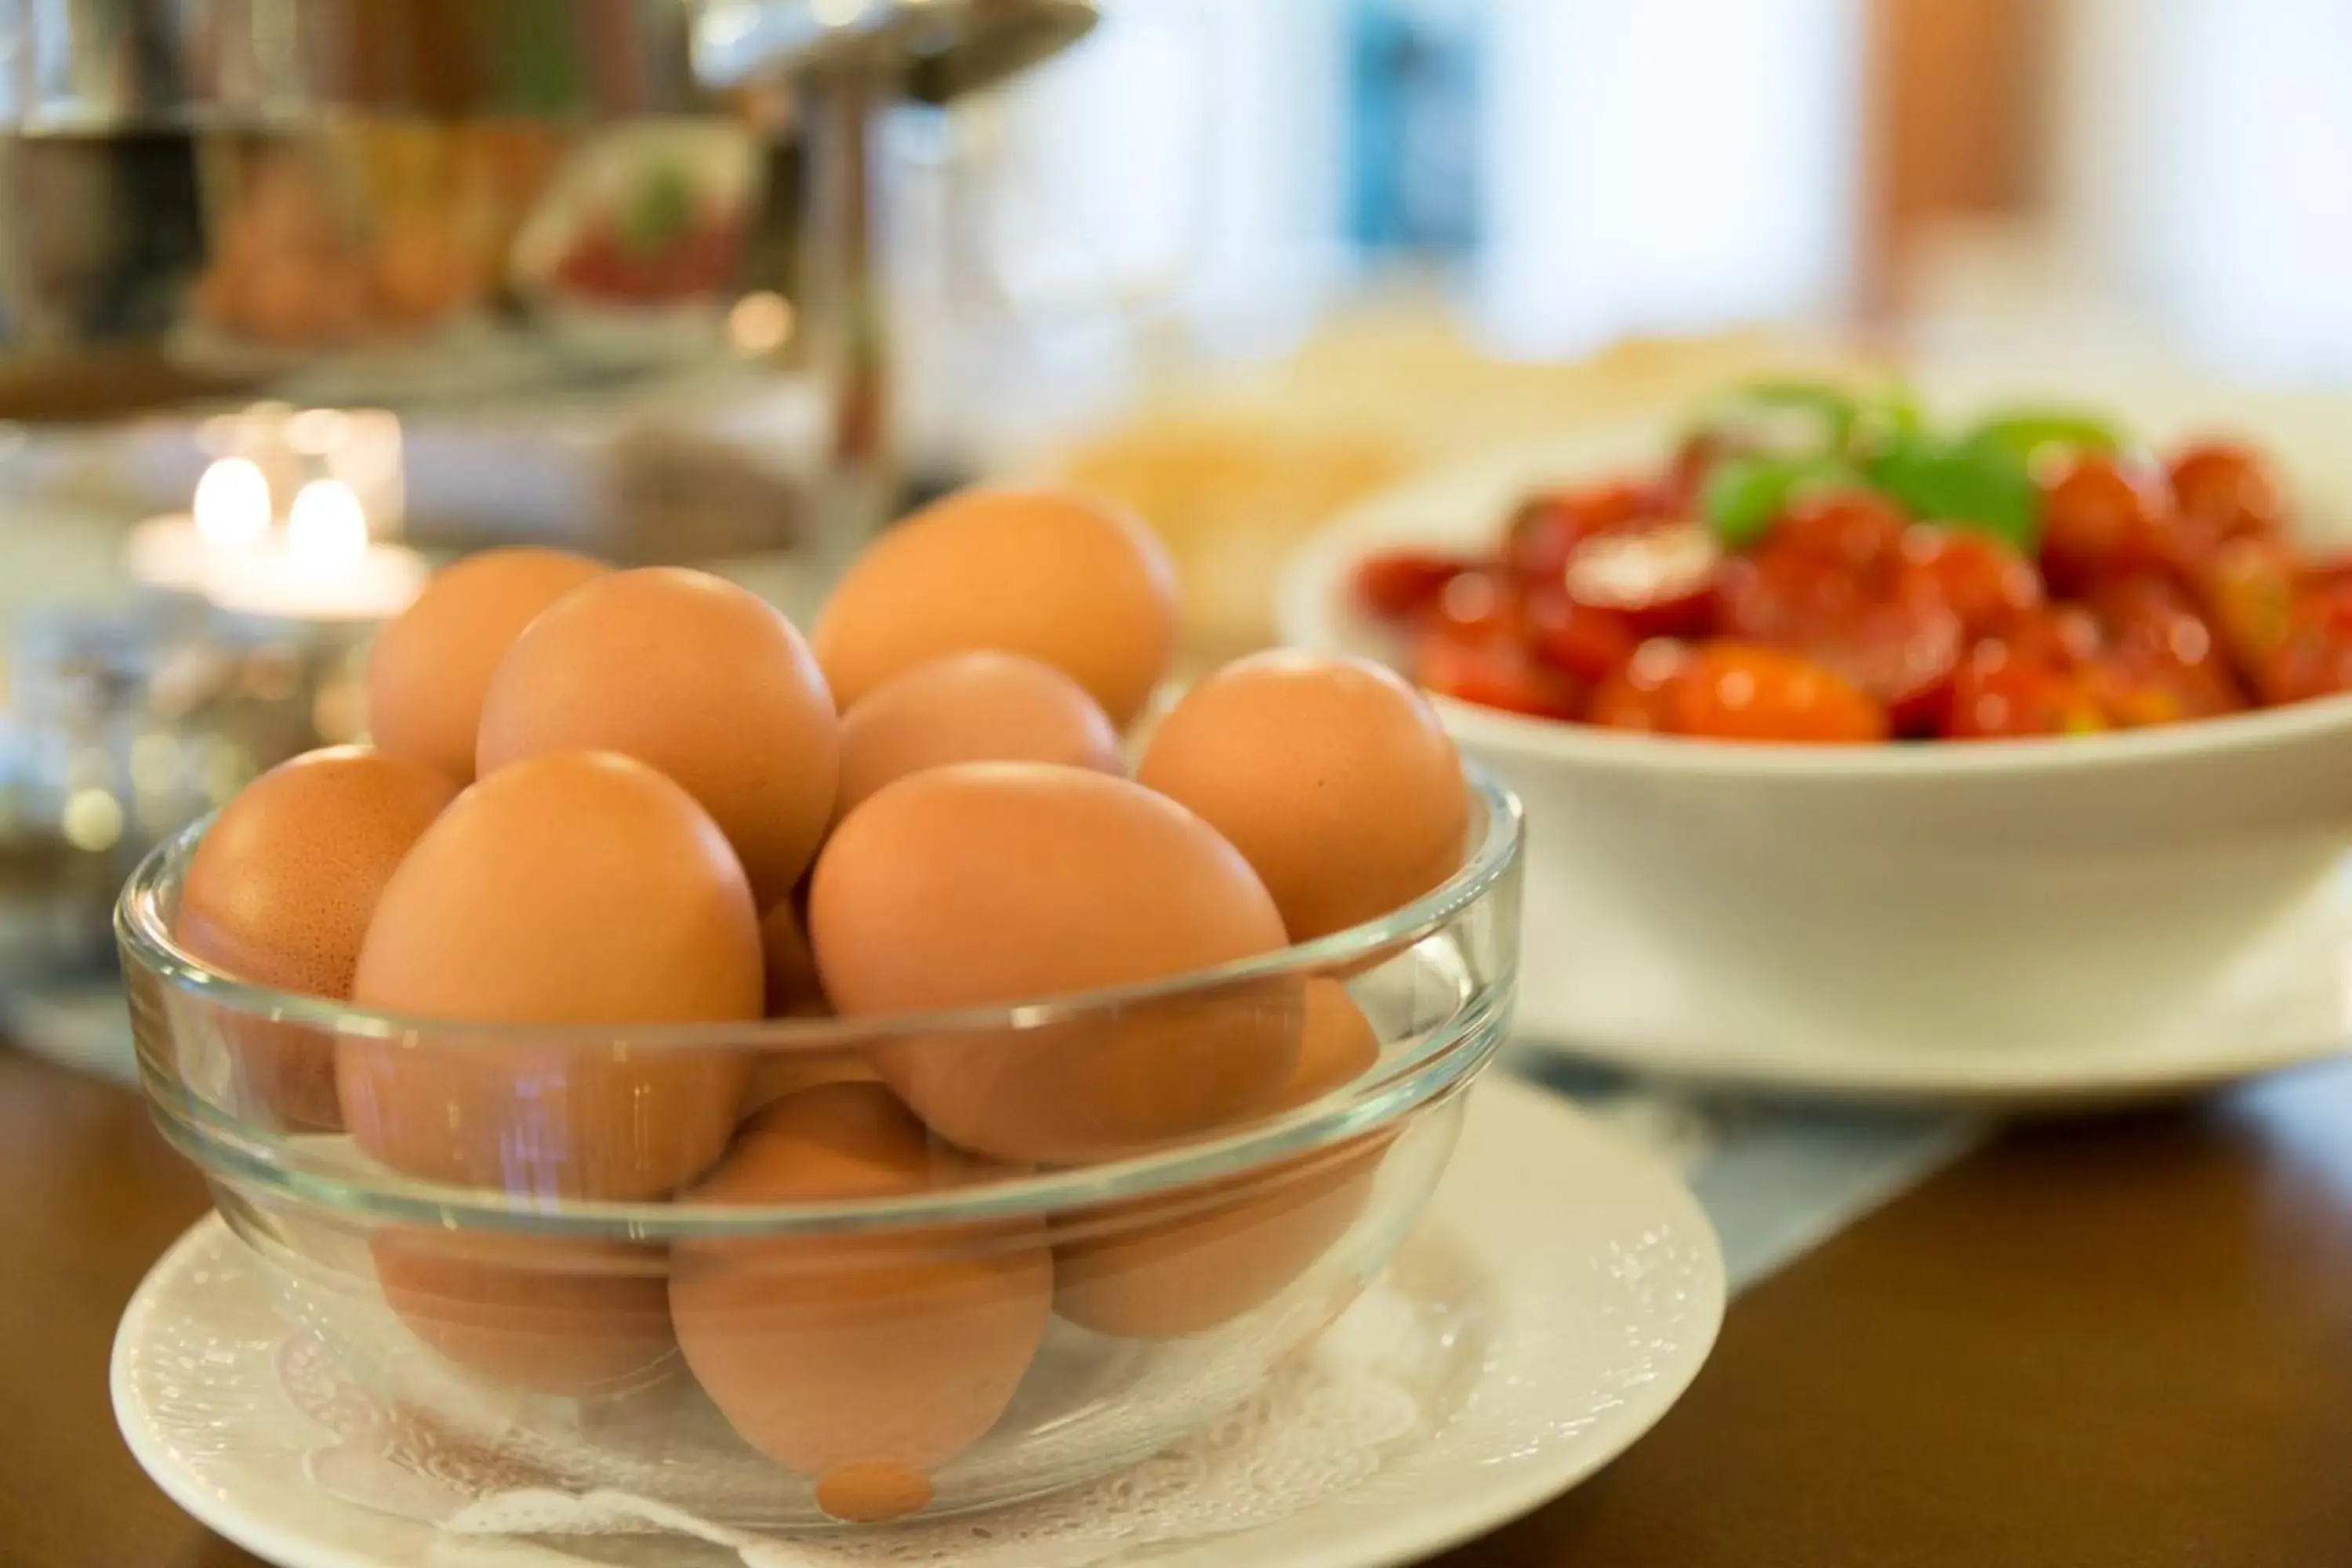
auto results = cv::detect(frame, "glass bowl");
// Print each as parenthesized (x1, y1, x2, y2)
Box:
(116, 767, 1523, 1529)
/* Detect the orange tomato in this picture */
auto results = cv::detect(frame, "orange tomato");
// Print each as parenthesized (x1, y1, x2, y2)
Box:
(1670, 644, 1889, 744)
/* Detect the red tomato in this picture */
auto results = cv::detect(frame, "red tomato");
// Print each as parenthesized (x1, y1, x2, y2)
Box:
(1895, 525, 2042, 637)
(2252, 580, 2352, 704)
(1410, 625, 1582, 720)
(2085, 573, 2234, 694)
(2188, 534, 2299, 678)
(1354, 550, 1470, 621)
(1585, 639, 1690, 733)
(2086, 649, 2245, 727)
(1774, 489, 1909, 580)
(1715, 544, 1864, 645)
(1995, 604, 2104, 671)
(2169, 440, 2285, 545)
(1504, 481, 1652, 582)
(1670, 643, 1889, 744)
(1944, 644, 2108, 739)
(1425, 569, 1521, 642)
(1523, 586, 1639, 684)
(1816, 599, 1965, 737)
(1564, 519, 1722, 638)
(2037, 452, 2171, 595)
(2259, 627, 2352, 705)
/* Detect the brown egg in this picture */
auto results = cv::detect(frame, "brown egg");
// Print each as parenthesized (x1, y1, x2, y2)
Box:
(176, 746, 458, 1129)
(759, 900, 829, 1018)
(477, 567, 840, 905)
(372, 1229, 673, 1397)
(340, 752, 761, 1199)
(670, 1083, 1051, 1522)
(740, 899, 869, 1114)
(809, 764, 1299, 1163)
(368, 548, 609, 783)
(812, 487, 1179, 728)
(1053, 982, 1388, 1338)
(1138, 652, 1468, 941)
(833, 652, 1120, 822)
(742, 1052, 880, 1116)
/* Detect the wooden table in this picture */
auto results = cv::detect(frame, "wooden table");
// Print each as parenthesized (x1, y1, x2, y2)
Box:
(10, 1040, 2352, 1568)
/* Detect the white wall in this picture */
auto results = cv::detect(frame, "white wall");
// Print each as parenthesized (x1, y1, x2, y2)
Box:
(1473, 0, 1866, 357)
(2054, 0, 2352, 387)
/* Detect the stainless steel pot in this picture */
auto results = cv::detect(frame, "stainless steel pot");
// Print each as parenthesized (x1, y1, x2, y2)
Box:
(0, 0, 1097, 425)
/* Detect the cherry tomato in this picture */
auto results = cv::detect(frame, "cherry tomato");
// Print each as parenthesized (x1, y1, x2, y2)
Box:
(1670, 643, 1889, 744)
(2084, 648, 2245, 727)
(1523, 586, 1639, 684)
(1354, 550, 1470, 621)
(1944, 643, 2107, 739)
(1504, 481, 1652, 582)
(1714, 544, 1864, 645)
(2188, 534, 2299, 678)
(2258, 625, 2352, 705)
(2252, 580, 2352, 704)
(1815, 598, 1964, 737)
(1410, 624, 1582, 720)
(2079, 575, 2245, 722)
(2169, 439, 2285, 545)
(1773, 488, 1909, 580)
(1564, 519, 1722, 638)
(1425, 569, 1521, 642)
(1585, 639, 1690, 733)
(1895, 524, 2042, 637)
(2037, 451, 2171, 595)
(1995, 604, 2104, 671)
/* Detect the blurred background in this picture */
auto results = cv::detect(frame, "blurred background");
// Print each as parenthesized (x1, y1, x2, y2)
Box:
(1, 0, 2347, 1037)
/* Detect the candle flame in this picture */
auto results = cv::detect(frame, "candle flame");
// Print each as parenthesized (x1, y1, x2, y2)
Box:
(192, 459, 270, 550)
(288, 480, 368, 574)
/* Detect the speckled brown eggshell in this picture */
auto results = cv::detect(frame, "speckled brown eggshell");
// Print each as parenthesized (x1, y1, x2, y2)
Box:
(366, 548, 609, 783)
(1052, 980, 1390, 1339)
(812, 488, 1179, 728)
(372, 1229, 675, 1398)
(808, 763, 1300, 1163)
(175, 746, 458, 1129)
(1138, 652, 1468, 942)
(476, 567, 840, 906)
(339, 751, 761, 1200)
(833, 652, 1120, 822)
(670, 1083, 1051, 1523)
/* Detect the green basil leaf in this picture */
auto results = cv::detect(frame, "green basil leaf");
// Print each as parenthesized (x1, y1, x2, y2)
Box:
(1850, 381, 1927, 458)
(1866, 437, 2040, 552)
(1965, 408, 2124, 470)
(1703, 452, 1860, 549)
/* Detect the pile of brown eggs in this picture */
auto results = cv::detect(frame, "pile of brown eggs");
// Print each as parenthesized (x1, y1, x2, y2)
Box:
(170, 485, 1472, 1522)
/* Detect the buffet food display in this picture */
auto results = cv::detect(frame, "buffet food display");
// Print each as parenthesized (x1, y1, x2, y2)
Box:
(121, 487, 1519, 1526)
(1352, 381, 2350, 742)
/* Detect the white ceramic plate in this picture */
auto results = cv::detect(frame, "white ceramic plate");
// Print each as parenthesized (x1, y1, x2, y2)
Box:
(1276, 409, 2352, 1107)
(113, 1073, 1724, 1568)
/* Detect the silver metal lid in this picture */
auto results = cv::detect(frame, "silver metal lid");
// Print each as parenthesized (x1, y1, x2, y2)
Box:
(0, 0, 1099, 130)
(695, 0, 1098, 103)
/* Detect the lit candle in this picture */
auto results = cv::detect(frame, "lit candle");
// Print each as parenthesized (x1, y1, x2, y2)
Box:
(126, 459, 428, 623)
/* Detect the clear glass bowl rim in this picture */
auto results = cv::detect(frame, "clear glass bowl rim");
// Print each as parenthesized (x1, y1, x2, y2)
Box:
(122, 764, 1524, 1238)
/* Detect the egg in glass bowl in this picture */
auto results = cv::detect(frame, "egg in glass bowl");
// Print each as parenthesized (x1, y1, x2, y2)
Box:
(116, 484, 1524, 1530)
(1276, 378, 2352, 1101)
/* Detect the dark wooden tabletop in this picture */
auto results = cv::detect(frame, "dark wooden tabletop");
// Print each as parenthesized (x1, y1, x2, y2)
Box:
(10, 1040, 2352, 1568)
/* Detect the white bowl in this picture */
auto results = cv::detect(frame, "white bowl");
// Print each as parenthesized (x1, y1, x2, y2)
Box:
(1276, 413, 2352, 1062)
